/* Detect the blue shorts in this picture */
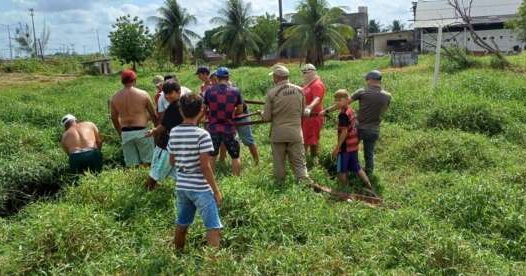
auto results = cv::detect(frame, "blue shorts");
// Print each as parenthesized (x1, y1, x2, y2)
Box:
(337, 151, 361, 174)
(175, 189, 223, 230)
(236, 117, 256, 146)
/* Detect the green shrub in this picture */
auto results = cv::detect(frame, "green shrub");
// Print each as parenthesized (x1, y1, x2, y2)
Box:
(430, 177, 526, 260)
(441, 46, 478, 73)
(426, 102, 506, 136)
(0, 203, 132, 274)
(383, 129, 495, 172)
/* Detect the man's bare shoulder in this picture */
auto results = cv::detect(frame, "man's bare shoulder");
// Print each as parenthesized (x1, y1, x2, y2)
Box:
(132, 87, 150, 97)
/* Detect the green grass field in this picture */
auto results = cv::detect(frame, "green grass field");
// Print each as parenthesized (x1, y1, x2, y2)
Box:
(1, 55, 526, 274)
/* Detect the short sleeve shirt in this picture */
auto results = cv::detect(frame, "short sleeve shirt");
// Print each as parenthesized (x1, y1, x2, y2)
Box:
(168, 124, 214, 192)
(156, 100, 183, 149)
(338, 108, 359, 153)
(351, 85, 392, 130)
(204, 84, 243, 135)
(303, 78, 325, 113)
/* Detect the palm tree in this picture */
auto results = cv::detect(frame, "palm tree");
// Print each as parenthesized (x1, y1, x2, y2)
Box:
(282, 0, 354, 67)
(150, 0, 199, 65)
(211, 0, 261, 66)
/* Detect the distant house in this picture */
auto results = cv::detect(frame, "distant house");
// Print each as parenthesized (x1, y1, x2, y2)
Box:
(414, 0, 525, 53)
(202, 50, 225, 63)
(368, 30, 415, 56)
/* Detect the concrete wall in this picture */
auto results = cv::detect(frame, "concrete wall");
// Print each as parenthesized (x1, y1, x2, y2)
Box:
(370, 31, 414, 55)
(421, 28, 525, 53)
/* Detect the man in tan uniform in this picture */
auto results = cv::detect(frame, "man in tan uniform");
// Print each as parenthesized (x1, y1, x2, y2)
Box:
(262, 64, 311, 184)
(60, 114, 103, 174)
(110, 69, 158, 167)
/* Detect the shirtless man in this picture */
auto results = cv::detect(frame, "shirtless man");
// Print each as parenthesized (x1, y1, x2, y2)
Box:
(60, 114, 103, 174)
(110, 69, 158, 167)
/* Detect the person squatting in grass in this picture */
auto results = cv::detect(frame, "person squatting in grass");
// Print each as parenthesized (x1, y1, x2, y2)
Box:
(144, 80, 184, 190)
(110, 69, 157, 167)
(322, 70, 392, 176)
(60, 114, 103, 174)
(169, 93, 223, 250)
(203, 67, 244, 176)
(262, 64, 313, 184)
(301, 63, 326, 162)
(331, 90, 376, 196)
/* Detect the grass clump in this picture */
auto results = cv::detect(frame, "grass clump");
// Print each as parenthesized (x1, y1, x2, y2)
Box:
(0, 202, 132, 274)
(426, 102, 506, 136)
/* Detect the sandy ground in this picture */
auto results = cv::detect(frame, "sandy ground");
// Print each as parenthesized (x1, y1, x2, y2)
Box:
(0, 73, 78, 90)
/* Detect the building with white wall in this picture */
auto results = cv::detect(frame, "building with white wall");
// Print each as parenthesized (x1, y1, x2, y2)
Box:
(415, 0, 524, 53)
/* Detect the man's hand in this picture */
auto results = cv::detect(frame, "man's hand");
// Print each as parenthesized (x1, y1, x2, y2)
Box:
(319, 109, 326, 116)
(332, 148, 340, 160)
(214, 191, 223, 207)
(303, 107, 312, 117)
(144, 128, 155, 138)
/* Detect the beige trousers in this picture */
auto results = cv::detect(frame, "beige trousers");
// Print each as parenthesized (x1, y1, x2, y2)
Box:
(271, 142, 311, 183)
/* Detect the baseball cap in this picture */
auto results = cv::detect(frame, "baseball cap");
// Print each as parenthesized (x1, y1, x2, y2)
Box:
(121, 69, 137, 84)
(152, 75, 163, 86)
(195, 66, 210, 75)
(301, 63, 317, 73)
(215, 67, 230, 78)
(268, 64, 289, 77)
(365, 70, 382, 81)
(61, 114, 76, 127)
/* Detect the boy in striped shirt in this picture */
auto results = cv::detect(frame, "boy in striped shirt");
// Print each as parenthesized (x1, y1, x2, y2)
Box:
(332, 90, 376, 196)
(168, 93, 223, 249)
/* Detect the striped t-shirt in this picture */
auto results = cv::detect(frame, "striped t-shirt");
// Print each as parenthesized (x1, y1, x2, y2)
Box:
(168, 124, 215, 192)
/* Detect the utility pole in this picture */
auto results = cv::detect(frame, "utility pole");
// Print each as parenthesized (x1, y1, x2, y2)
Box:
(433, 25, 443, 89)
(6, 25, 13, 60)
(96, 29, 102, 55)
(278, 0, 285, 58)
(29, 8, 38, 58)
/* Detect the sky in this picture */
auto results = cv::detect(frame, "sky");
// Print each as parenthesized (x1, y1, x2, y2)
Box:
(0, 0, 414, 58)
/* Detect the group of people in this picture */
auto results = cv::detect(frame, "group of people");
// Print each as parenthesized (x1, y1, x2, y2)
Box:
(59, 63, 391, 250)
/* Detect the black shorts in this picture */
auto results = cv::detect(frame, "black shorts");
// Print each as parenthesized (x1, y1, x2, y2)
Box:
(210, 133, 240, 159)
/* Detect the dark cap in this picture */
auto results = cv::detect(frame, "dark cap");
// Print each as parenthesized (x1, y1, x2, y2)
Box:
(121, 69, 137, 84)
(365, 70, 382, 81)
(195, 66, 210, 75)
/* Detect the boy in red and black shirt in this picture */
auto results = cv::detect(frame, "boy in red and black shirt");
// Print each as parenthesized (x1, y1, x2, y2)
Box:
(332, 89, 376, 196)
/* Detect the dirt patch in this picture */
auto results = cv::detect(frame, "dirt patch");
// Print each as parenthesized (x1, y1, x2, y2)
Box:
(0, 73, 78, 90)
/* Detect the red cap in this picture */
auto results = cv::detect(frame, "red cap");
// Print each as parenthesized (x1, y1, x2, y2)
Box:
(121, 69, 137, 84)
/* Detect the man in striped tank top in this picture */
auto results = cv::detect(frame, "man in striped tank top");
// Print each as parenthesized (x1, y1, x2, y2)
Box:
(168, 93, 223, 249)
(331, 90, 376, 196)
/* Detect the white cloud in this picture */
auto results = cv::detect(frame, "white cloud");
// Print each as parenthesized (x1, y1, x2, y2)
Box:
(0, 0, 413, 57)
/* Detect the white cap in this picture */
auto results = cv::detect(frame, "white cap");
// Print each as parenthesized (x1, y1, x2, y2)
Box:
(269, 64, 290, 77)
(61, 114, 76, 126)
(301, 63, 317, 73)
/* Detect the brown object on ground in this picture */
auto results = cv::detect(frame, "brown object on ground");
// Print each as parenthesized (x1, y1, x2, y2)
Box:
(309, 183, 383, 207)
(244, 100, 265, 105)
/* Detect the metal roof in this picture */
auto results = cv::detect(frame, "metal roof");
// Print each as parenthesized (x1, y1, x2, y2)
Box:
(415, 0, 521, 28)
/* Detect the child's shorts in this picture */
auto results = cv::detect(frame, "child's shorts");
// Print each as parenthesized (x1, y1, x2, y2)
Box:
(337, 151, 361, 174)
(175, 189, 223, 230)
(210, 133, 240, 159)
(236, 118, 256, 146)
